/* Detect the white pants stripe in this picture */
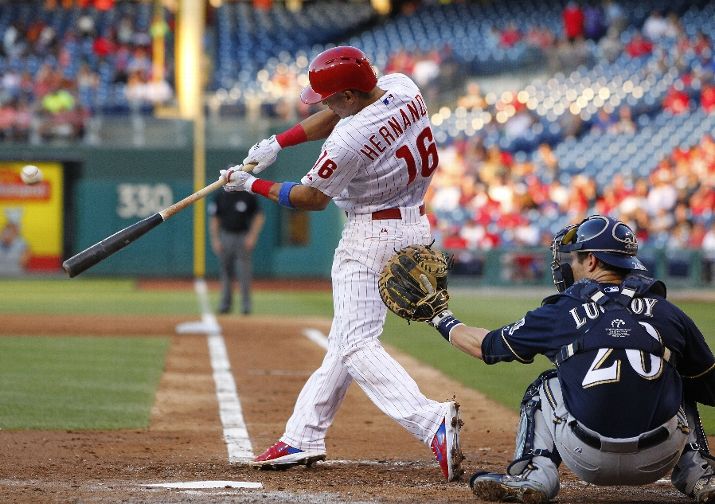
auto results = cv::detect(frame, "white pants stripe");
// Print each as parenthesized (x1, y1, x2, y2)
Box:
(281, 209, 447, 452)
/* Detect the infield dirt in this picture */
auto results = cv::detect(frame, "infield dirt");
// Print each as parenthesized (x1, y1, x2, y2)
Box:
(0, 313, 697, 503)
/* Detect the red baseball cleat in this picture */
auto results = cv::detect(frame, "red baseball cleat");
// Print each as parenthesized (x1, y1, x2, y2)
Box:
(251, 441, 326, 470)
(431, 401, 465, 481)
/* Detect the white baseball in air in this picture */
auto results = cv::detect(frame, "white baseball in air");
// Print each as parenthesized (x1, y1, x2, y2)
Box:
(20, 165, 42, 185)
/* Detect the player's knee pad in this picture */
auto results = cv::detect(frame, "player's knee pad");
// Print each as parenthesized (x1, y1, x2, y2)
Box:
(508, 370, 561, 476)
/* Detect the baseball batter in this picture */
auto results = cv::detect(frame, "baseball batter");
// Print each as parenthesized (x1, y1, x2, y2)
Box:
(424, 215, 715, 503)
(220, 46, 463, 481)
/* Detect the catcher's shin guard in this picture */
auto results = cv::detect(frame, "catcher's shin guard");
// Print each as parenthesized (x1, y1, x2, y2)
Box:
(673, 401, 715, 497)
(509, 370, 562, 475)
(501, 370, 561, 500)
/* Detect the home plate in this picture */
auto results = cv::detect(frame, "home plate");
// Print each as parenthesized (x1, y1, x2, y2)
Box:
(145, 481, 263, 489)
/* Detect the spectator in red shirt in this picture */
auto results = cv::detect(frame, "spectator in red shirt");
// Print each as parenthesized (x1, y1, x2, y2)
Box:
(93, 32, 115, 58)
(385, 49, 415, 76)
(94, 0, 115, 9)
(625, 33, 653, 57)
(500, 22, 522, 47)
(563, 1, 585, 42)
(595, 186, 620, 215)
(526, 25, 556, 49)
(701, 84, 715, 113)
(0, 102, 17, 140)
(663, 82, 691, 114)
(693, 31, 712, 56)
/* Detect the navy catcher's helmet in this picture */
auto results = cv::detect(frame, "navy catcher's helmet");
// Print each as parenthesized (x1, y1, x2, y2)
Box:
(551, 215, 647, 292)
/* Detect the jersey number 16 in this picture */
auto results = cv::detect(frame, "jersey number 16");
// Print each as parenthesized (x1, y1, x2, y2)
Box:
(395, 126, 439, 185)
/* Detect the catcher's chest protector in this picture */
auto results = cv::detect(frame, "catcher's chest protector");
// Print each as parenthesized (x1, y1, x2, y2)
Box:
(554, 280, 673, 366)
(551, 279, 682, 436)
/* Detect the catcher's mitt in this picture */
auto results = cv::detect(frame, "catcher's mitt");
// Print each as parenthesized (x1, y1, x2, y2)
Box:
(378, 244, 450, 322)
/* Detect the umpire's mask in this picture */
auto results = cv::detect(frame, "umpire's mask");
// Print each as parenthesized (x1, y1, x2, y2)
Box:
(550, 214, 647, 292)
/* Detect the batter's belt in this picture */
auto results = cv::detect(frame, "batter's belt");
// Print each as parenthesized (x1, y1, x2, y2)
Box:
(346, 204, 425, 221)
(569, 420, 672, 453)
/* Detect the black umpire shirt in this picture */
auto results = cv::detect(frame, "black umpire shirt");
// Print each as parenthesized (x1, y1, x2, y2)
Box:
(209, 190, 262, 233)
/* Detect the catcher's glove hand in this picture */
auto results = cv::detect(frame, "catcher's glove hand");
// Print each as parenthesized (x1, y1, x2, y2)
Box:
(378, 244, 451, 322)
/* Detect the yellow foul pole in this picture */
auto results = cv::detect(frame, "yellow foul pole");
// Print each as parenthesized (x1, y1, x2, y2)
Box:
(176, 0, 207, 278)
(151, 0, 167, 83)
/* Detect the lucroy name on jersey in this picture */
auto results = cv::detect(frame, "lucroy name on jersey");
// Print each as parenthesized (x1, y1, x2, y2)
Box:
(569, 297, 659, 329)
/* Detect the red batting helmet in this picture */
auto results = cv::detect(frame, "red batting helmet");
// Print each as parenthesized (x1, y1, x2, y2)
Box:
(300, 46, 378, 105)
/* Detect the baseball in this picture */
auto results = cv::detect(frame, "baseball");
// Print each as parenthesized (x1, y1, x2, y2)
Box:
(20, 165, 42, 185)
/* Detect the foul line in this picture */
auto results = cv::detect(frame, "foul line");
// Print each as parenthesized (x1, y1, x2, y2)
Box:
(302, 328, 328, 349)
(146, 481, 263, 489)
(193, 279, 254, 463)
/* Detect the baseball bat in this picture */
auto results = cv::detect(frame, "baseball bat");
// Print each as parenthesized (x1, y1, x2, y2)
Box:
(62, 163, 256, 278)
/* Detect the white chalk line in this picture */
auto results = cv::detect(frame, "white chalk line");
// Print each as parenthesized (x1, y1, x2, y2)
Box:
(560, 478, 672, 489)
(193, 278, 254, 463)
(149, 320, 329, 490)
(302, 328, 329, 349)
(145, 481, 263, 489)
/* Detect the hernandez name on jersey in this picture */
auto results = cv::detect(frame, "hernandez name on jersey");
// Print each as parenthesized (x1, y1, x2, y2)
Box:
(301, 73, 438, 214)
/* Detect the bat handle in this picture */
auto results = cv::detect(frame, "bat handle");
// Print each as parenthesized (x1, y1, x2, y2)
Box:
(159, 178, 225, 220)
(158, 163, 257, 220)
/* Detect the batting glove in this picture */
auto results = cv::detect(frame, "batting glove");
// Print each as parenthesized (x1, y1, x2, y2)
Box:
(220, 167, 257, 193)
(242, 135, 281, 174)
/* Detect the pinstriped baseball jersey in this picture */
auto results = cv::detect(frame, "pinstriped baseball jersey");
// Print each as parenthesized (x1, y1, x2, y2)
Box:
(279, 72, 451, 458)
(300, 73, 439, 213)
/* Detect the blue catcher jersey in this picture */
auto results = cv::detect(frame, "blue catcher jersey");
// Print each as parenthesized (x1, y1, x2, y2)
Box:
(481, 278, 715, 438)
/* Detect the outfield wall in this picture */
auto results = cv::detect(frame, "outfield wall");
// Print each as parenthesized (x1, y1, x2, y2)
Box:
(0, 142, 341, 278)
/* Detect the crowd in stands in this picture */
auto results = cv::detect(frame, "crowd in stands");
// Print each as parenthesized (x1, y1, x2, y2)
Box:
(217, 0, 639, 122)
(0, 0, 713, 279)
(0, 0, 173, 141)
(420, 0, 714, 280)
(427, 130, 715, 279)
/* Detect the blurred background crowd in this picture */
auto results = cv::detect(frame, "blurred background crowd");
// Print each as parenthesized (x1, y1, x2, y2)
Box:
(0, 0, 713, 281)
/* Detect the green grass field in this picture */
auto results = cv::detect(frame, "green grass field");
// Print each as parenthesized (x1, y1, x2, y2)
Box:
(1, 278, 714, 431)
(0, 335, 168, 429)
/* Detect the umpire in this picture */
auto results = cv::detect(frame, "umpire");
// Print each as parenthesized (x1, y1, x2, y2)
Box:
(428, 215, 715, 503)
(209, 189, 264, 315)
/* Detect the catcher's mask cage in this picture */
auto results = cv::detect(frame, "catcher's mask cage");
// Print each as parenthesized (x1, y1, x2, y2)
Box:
(551, 214, 647, 292)
(300, 46, 378, 105)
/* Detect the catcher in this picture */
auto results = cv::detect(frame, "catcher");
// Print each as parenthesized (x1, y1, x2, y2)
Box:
(380, 214, 715, 503)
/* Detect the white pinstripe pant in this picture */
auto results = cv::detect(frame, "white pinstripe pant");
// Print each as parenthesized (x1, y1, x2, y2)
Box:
(280, 206, 448, 452)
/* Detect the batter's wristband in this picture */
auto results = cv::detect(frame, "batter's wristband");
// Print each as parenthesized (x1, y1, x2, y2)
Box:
(278, 181, 298, 208)
(251, 178, 273, 197)
(276, 124, 307, 147)
(436, 315, 463, 343)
